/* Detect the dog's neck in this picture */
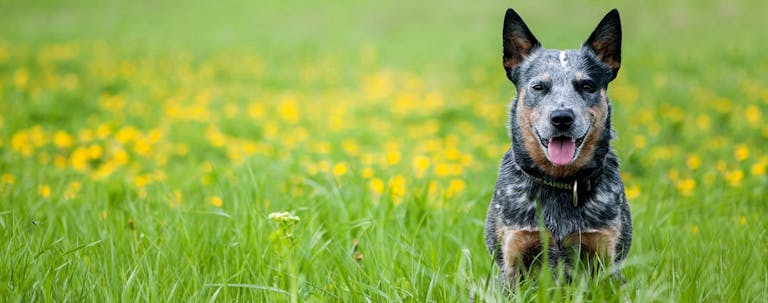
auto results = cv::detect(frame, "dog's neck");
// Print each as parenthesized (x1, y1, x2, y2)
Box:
(515, 160, 605, 189)
(514, 158, 606, 207)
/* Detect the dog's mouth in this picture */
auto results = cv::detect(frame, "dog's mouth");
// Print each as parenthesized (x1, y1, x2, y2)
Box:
(538, 131, 588, 166)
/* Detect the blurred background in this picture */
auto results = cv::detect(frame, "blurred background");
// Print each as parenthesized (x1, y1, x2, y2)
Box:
(1, 0, 767, 301)
(3, 0, 766, 68)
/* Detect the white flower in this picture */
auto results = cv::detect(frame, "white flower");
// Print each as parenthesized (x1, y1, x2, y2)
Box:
(268, 212, 300, 223)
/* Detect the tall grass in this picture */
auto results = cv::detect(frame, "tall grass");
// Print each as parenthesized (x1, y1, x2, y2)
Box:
(1, 0, 766, 301)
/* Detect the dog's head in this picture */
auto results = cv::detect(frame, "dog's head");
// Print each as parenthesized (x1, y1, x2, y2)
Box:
(503, 9, 621, 178)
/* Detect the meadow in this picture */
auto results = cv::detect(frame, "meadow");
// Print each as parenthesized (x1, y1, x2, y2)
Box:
(1, 0, 767, 301)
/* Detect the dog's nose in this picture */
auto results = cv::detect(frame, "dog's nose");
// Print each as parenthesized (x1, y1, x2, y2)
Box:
(550, 109, 575, 130)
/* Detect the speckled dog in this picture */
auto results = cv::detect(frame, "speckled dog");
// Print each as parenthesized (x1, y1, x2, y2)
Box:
(484, 9, 632, 285)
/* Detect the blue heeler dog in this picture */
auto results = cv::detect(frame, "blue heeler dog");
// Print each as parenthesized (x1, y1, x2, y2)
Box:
(484, 9, 632, 285)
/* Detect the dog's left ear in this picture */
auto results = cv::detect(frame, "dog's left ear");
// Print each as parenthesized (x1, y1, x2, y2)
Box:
(584, 9, 621, 80)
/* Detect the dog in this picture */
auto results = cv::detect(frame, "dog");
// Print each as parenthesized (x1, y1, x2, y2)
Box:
(484, 9, 632, 286)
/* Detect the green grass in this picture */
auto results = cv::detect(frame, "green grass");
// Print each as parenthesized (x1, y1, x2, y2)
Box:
(1, 0, 767, 301)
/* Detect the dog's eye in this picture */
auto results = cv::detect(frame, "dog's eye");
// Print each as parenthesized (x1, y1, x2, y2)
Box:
(581, 81, 596, 93)
(532, 84, 545, 91)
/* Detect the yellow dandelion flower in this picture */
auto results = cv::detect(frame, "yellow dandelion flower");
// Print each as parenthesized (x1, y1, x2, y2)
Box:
(725, 169, 744, 187)
(53, 131, 74, 149)
(54, 155, 67, 168)
(78, 129, 94, 143)
(651, 147, 671, 161)
(174, 143, 189, 156)
(96, 124, 111, 139)
(363, 72, 393, 100)
(318, 160, 331, 173)
(692, 225, 699, 235)
(675, 178, 696, 197)
(92, 161, 117, 180)
(412, 155, 431, 178)
(277, 97, 300, 123)
(389, 175, 406, 199)
(305, 162, 319, 176)
(210, 196, 223, 207)
(369, 178, 384, 195)
(428, 181, 438, 196)
(205, 128, 226, 148)
(87, 144, 103, 159)
(460, 154, 473, 166)
(666, 106, 684, 123)
(247, 102, 264, 119)
(667, 169, 679, 181)
(69, 147, 90, 171)
(38, 184, 51, 199)
(332, 162, 348, 177)
(361, 153, 375, 165)
(435, 162, 455, 177)
(445, 179, 466, 198)
(28, 126, 47, 147)
(263, 122, 278, 138)
(312, 141, 332, 154)
(10, 131, 33, 156)
(686, 154, 701, 170)
(696, 114, 710, 130)
(64, 181, 81, 200)
(385, 149, 401, 166)
(625, 184, 640, 200)
(716, 160, 727, 172)
(168, 189, 183, 208)
(714, 97, 732, 113)
(148, 129, 163, 144)
(445, 148, 461, 161)
(751, 160, 766, 176)
(201, 175, 213, 186)
(115, 126, 139, 144)
(14, 68, 28, 88)
(342, 139, 359, 156)
(112, 148, 129, 166)
(734, 145, 749, 162)
(745, 105, 761, 124)
(739, 216, 747, 225)
(361, 167, 374, 179)
(134, 174, 150, 188)
(2, 173, 15, 185)
(153, 170, 166, 182)
(133, 138, 152, 157)
(634, 135, 646, 148)
(328, 115, 345, 132)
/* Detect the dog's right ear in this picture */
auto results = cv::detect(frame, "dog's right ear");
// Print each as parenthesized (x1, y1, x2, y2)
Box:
(503, 9, 541, 84)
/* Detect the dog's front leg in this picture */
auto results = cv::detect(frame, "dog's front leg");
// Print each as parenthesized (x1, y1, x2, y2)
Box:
(563, 228, 619, 274)
(499, 228, 541, 285)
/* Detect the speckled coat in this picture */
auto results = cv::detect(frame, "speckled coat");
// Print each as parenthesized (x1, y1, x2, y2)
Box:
(484, 9, 632, 284)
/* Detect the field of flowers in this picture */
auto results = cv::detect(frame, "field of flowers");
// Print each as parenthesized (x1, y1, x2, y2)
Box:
(1, 0, 767, 301)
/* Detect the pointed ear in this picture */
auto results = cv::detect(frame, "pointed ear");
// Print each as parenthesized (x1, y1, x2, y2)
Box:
(503, 9, 541, 84)
(584, 9, 622, 80)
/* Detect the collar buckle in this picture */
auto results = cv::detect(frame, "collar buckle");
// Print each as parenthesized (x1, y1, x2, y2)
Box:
(572, 180, 578, 207)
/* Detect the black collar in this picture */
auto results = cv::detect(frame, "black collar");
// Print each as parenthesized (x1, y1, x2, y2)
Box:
(516, 162, 605, 208)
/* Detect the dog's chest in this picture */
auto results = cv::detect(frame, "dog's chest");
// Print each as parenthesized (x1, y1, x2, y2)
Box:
(493, 179, 621, 241)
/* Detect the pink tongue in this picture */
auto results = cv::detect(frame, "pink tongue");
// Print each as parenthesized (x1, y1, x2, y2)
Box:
(548, 137, 576, 166)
